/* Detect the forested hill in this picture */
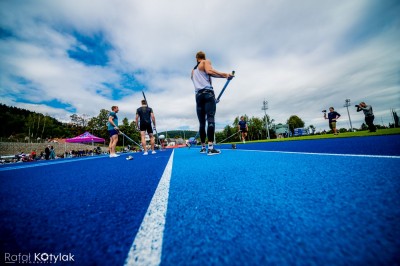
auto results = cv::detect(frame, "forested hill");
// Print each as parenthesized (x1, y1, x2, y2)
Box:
(0, 103, 68, 140)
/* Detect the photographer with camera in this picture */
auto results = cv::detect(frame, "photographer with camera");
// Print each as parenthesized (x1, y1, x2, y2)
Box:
(356, 102, 376, 132)
(323, 107, 341, 135)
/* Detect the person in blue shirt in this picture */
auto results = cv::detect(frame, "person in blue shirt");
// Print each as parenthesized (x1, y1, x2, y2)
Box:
(324, 107, 341, 135)
(107, 106, 120, 158)
(238, 116, 248, 143)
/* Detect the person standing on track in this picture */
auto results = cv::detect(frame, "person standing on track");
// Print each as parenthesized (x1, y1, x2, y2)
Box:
(107, 106, 120, 158)
(324, 107, 341, 135)
(238, 116, 248, 143)
(191, 51, 234, 156)
(356, 102, 376, 132)
(136, 100, 157, 155)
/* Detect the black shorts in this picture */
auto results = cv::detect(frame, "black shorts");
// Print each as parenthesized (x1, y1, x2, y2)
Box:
(240, 128, 247, 133)
(108, 129, 119, 137)
(140, 122, 153, 134)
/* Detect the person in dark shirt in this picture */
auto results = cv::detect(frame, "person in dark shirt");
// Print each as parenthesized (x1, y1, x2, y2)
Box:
(324, 107, 341, 135)
(238, 116, 248, 143)
(136, 100, 157, 155)
(44, 145, 51, 160)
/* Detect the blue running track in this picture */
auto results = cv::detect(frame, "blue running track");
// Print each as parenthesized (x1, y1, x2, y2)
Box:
(1, 135, 399, 265)
(0, 150, 173, 265)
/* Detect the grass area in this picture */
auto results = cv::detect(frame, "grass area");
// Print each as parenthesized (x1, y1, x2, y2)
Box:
(234, 128, 400, 144)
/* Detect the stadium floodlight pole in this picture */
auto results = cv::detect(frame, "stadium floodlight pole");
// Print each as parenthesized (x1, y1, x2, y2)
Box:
(262, 99, 270, 139)
(344, 99, 353, 132)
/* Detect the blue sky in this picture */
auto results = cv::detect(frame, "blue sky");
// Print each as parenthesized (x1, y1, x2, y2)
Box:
(0, 0, 399, 132)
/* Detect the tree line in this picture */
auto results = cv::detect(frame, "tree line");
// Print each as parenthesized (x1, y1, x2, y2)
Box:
(215, 114, 307, 143)
(0, 103, 309, 145)
(5, 103, 393, 147)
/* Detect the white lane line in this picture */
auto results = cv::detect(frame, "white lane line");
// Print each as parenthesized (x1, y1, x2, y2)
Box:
(0, 156, 109, 172)
(226, 149, 400, 159)
(124, 150, 174, 266)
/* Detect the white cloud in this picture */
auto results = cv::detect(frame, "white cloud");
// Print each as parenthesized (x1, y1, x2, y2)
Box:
(0, 0, 399, 133)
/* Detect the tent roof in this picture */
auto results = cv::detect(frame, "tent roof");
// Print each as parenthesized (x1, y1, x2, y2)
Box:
(65, 132, 105, 143)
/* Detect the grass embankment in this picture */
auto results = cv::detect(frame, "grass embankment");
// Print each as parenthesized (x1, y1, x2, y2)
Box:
(233, 128, 400, 144)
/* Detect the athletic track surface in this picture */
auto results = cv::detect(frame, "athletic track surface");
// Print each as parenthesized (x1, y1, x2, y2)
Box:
(1, 135, 399, 265)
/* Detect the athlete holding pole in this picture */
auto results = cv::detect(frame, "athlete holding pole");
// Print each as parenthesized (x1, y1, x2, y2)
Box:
(191, 51, 234, 155)
(107, 106, 120, 158)
(136, 99, 157, 155)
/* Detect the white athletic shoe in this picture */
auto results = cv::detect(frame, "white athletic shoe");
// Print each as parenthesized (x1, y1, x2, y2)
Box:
(143, 151, 148, 156)
(152, 150, 156, 154)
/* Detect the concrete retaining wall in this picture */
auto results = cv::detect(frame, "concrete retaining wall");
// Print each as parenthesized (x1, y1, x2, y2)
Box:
(0, 142, 107, 157)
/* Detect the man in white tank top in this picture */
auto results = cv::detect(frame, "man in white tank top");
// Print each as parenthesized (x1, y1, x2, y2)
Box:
(191, 51, 234, 155)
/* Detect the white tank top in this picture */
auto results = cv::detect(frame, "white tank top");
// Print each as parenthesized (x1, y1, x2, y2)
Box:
(192, 68, 212, 93)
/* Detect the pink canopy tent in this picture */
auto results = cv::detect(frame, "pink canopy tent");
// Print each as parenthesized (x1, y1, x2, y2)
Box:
(65, 132, 105, 144)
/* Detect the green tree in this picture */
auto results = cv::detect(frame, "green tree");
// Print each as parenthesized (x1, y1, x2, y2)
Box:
(118, 117, 141, 147)
(215, 131, 226, 143)
(25, 114, 37, 140)
(70, 114, 82, 127)
(308, 124, 316, 134)
(88, 109, 109, 140)
(128, 120, 141, 146)
(248, 116, 263, 140)
(287, 115, 305, 134)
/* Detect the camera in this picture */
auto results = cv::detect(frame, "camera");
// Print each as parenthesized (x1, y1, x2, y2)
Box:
(322, 110, 327, 113)
(355, 105, 359, 108)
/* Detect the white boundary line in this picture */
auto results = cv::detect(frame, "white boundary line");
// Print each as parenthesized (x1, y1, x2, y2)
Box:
(226, 149, 400, 159)
(124, 150, 174, 266)
(0, 155, 109, 172)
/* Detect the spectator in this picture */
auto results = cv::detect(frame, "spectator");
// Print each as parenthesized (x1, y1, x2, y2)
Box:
(45, 145, 51, 160)
(50, 146, 56, 159)
(31, 150, 37, 160)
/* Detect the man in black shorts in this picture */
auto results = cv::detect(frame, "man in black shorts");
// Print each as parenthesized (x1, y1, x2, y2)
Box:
(238, 116, 248, 143)
(136, 100, 157, 155)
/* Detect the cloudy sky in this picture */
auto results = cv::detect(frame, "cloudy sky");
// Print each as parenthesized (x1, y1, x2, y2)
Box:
(1, 0, 399, 133)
